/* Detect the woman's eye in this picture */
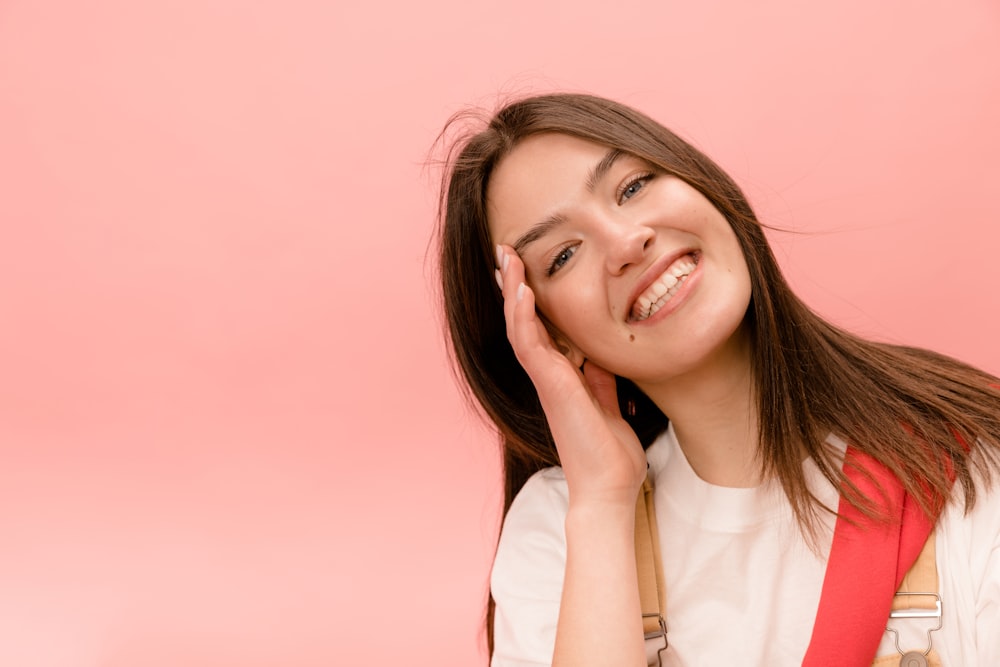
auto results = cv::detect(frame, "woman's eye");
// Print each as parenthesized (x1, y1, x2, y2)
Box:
(619, 173, 653, 203)
(547, 244, 578, 276)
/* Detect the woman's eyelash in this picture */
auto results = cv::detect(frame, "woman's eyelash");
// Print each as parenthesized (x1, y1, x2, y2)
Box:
(546, 243, 578, 276)
(617, 172, 655, 203)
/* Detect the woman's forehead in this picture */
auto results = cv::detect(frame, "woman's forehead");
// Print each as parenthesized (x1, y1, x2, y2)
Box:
(486, 134, 623, 241)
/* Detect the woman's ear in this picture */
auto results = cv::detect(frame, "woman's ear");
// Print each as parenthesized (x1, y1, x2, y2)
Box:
(558, 340, 586, 369)
(538, 313, 585, 368)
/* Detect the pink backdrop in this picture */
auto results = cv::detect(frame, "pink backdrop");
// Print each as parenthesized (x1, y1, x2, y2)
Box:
(1, 1, 998, 664)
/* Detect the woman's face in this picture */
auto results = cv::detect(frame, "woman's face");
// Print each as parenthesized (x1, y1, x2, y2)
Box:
(486, 133, 753, 387)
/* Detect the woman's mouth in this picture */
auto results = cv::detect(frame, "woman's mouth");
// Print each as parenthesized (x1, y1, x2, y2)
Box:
(629, 252, 700, 322)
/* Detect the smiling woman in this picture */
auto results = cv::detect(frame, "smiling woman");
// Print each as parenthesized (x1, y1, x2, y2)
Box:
(435, 94, 1000, 667)
(487, 133, 752, 392)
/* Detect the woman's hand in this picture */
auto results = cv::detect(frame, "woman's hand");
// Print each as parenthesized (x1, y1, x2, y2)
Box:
(497, 244, 650, 667)
(496, 245, 647, 508)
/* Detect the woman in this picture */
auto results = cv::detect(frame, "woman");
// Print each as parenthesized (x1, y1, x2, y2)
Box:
(436, 93, 1000, 666)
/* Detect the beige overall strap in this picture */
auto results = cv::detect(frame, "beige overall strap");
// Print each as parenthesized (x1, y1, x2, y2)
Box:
(870, 531, 942, 667)
(634, 474, 667, 637)
(893, 529, 938, 611)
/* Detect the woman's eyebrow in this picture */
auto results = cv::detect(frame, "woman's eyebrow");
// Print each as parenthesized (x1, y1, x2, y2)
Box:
(512, 149, 623, 255)
(585, 149, 623, 193)
(513, 213, 566, 255)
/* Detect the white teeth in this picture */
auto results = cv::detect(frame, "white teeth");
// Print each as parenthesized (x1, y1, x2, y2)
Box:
(635, 275, 687, 321)
(670, 260, 695, 278)
(630, 254, 698, 321)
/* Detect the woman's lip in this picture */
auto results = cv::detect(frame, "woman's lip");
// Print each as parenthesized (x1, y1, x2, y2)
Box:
(628, 258, 702, 325)
(625, 249, 699, 321)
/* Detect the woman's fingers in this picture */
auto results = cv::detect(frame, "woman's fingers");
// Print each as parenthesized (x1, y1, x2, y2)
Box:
(497, 246, 568, 376)
(497, 249, 609, 436)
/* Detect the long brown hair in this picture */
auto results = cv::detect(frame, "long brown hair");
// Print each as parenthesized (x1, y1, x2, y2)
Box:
(434, 93, 1000, 650)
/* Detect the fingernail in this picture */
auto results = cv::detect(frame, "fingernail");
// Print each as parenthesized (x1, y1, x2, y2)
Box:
(516, 282, 525, 302)
(502, 253, 510, 273)
(494, 268, 503, 290)
(495, 245, 503, 268)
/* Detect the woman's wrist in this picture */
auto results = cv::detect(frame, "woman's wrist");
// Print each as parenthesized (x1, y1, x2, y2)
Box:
(565, 495, 637, 531)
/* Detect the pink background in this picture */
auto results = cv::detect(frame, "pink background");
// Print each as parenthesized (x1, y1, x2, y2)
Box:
(1, 1, 998, 664)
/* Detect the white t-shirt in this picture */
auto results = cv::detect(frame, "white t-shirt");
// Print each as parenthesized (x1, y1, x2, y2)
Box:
(490, 424, 1000, 666)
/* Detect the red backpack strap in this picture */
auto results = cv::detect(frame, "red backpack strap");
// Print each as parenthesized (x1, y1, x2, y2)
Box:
(802, 447, 936, 666)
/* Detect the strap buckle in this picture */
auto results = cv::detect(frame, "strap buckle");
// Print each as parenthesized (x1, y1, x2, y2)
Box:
(643, 613, 668, 666)
(889, 591, 941, 620)
(886, 592, 942, 659)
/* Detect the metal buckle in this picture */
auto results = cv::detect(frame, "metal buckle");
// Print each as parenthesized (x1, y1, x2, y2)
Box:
(889, 592, 942, 620)
(642, 613, 668, 667)
(885, 592, 942, 661)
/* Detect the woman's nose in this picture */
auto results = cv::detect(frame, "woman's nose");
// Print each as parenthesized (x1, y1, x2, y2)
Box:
(605, 221, 654, 274)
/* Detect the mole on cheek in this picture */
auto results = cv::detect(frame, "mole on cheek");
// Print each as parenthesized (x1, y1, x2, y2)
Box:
(629, 334, 635, 342)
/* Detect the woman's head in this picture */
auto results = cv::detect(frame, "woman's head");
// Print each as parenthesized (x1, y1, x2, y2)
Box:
(487, 131, 753, 391)
(438, 93, 794, 480)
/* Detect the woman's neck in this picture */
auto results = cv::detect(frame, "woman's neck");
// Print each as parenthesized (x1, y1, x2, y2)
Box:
(639, 331, 761, 488)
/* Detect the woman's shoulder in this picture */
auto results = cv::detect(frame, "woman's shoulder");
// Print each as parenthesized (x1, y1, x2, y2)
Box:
(497, 466, 570, 552)
(933, 467, 1000, 665)
(936, 466, 1000, 610)
(939, 468, 1000, 555)
(490, 466, 570, 651)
